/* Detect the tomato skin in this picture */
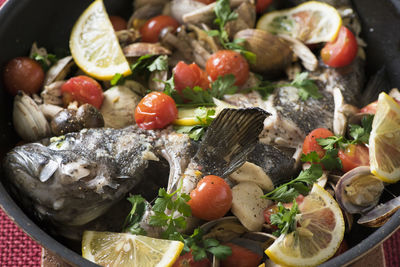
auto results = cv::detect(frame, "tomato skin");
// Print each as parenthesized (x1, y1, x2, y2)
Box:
(256, 0, 273, 14)
(61, 76, 104, 109)
(321, 26, 358, 68)
(135, 92, 178, 130)
(220, 243, 262, 267)
(338, 144, 370, 172)
(173, 61, 209, 94)
(172, 251, 211, 267)
(3, 57, 44, 96)
(360, 100, 378, 114)
(194, 0, 215, 4)
(140, 15, 179, 43)
(206, 50, 249, 86)
(188, 175, 232, 221)
(302, 128, 334, 159)
(109, 15, 127, 31)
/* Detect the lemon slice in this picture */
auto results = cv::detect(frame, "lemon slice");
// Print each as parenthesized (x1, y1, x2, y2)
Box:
(369, 92, 400, 183)
(82, 231, 183, 267)
(265, 184, 345, 267)
(257, 1, 342, 44)
(70, 0, 131, 80)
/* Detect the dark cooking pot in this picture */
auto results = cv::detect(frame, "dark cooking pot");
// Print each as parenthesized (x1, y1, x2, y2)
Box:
(0, 0, 399, 266)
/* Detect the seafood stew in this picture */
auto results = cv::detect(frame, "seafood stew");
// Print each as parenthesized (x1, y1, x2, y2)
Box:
(2, 0, 398, 264)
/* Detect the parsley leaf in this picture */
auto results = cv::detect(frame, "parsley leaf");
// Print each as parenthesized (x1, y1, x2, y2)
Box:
(210, 0, 256, 63)
(300, 151, 320, 163)
(210, 74, 238, 99)
(175, 107, 216, 141)
(263, 164, 323, 202)
(110, 73, 125, 86)
(317, 135, 347, 150)
(31, 53, 58, 71)
(148, 55, 168, 72)
(270, 200, 299, 236)
(349, 114, 374, 144)
(320, 149, 343, 171)
(122, 195, 147, 235)
(131, 54, 168, 76)
(290, 72, 322, 101)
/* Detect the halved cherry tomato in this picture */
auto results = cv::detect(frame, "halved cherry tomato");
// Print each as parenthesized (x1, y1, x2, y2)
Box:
(188, 175, 232, 221)
(338, 144, 370, 172)
(172, 251, 211, 267)
(135, 91, 178, 130)
(3, 57, 44, 95)
(194, 0, 215, 4)
(321, 26, 358, 68)
(173, 61, 209, 95)
(302, 128, 334, 159)
(109, 15, 127, 31)
(140, 15, 179, 43)
(61, 75, 104, 109)
(205, 50, 249, 86)
(220, 243, 262, 267)
(256, 0, 273, 14)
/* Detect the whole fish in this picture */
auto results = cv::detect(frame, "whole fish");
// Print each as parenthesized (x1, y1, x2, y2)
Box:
(3, 108, 268, 239)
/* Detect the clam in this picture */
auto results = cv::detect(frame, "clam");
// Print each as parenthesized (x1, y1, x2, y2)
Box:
(234, 29, 292, 76)
(13, 92, 51, 141)
(44, 56, 74, 85)
(335, 166, 384, 214)
(123, 43, 171, 58)
(358, 196, 400, 227)
(40, 80, 65, 106)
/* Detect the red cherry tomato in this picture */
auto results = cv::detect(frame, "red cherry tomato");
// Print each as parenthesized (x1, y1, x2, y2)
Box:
(135, 91, 178, 130)
(109, 15, 127, 31)
(3, 57, 44, 95)
(194, 0, 215, 3)
(220, 243, 262, 267)
(321, 26, 358, 68)
(360, 100, 378, 114)
(61, 75, 104, 109)
(172, 251, 211, 267)
(256, 0, 273, 14)
(338, 144, 370, 172)
(188, 175, 232, 221)
(206, 50, 249, 86)
(173, 61, 209, 95)
(302, 128, 334, 159)
(140, 15, 179, 43)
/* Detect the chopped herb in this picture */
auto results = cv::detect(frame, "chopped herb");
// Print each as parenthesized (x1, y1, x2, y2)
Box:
(263, 164, 323, 202)
(317, 135, 347, 150)
(270, 200, 299, 236)
(210, 74, 238, 99)
(290, 72, 322, 101)
(300, 151, 320, 163)
(175, 108, 216, 141)
(131, 54, 168, 76)
(247, 80, 277, 99)
(209, 0, 256, 63)
(110, 73, 125, 86)
(122, 195, 147, 235)
(148, 55, 168, 72)
(349, 114, 374, 144)
(31, 53, 58, 71)
(301, 150, 342, 171)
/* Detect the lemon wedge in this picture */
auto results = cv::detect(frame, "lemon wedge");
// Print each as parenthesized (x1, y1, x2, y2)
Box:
(70, 0, 131, 80)
(369, 92, 400, 183)
(257, 1, 342, 44)
(82, 231, 184, 267)
(265, 184, 345, 267)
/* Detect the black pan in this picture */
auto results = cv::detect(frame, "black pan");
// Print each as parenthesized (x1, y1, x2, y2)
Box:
(0, 0, 399, 266)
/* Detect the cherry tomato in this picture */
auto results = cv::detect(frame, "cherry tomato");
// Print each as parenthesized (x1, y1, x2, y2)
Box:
(172, 251, 211, 267)
(109, 15, 127, 31)
(135, 91, 178, 130)
(321, 26, 358, 68)
(3, 57, 44, 95)
(140, 15, 179, 43)
(188, 175, 232, 221)
(194, 0, 215, 3)
(256, 0, 273, 14)
(302, 128, 334, 159)
(173, 61, 209, 95)
(206, 50, 249, 86)
(61, 76, 104, 109)
(361, 99, 400, 114)
(220, 243, 262, 267)
(338, 144, 370, 172)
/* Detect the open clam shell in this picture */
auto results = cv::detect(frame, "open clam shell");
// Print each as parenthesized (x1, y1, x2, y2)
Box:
(358, 196, 400, 227)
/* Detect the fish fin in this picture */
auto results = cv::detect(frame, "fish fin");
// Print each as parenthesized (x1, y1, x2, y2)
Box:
(194, 108, 269, 177)
(360, 66, 390, 107)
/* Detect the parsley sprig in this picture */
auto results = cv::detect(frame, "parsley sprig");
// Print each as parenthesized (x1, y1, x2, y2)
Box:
(270, 201, 299, 237)
(31, 53, 58, 71)
(301, 150, 342, 171)
(263, 164, 323, 202)
(175, 107, 216, 141)
(208, 0, 256, 63)
(122, 195, 147, 235)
